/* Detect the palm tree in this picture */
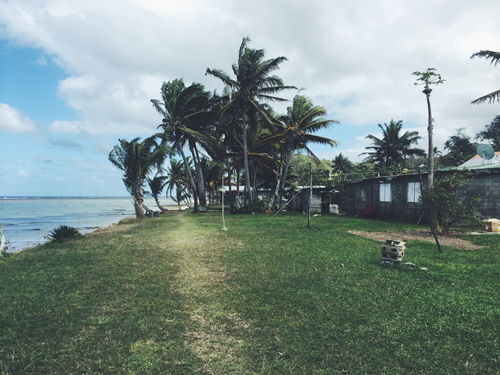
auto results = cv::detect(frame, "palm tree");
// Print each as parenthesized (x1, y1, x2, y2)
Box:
(109, 136, 168, 218)
(471, 50, 500, 104)
(171, 186, 191, 211)
(360, 119, 425, 168)
(165, 158, 191, 202)
(151, 79, 211, 212)
(266, 95, 339, 209)
(332, 153, 353, 174)
(146, 173, 169, 212)
(200, 157, 225, 205)
(206, 37, 296, 201)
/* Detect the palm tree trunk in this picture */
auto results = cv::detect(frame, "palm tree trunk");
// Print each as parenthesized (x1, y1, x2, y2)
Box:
(241, 102, 252, 202)
(278, 144, 293, 209)
(252, 165, 258, 196)
(154, 196, 167, 212)
(236, 166, 241, 208)
(226, 157, 234, 209)
(271, 165, 282, 211)
(425, 88, 441, 233)
(190, 142, 207, 212)
(178, 145, 199, 213)
(134, 180, 145, 218)
(426, 89, 434, 189)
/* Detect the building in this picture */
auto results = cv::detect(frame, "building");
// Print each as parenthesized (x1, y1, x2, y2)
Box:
(343, 165, 500, 222)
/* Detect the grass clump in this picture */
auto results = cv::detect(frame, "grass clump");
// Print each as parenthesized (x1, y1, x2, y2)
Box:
(0, 212, 499, 374)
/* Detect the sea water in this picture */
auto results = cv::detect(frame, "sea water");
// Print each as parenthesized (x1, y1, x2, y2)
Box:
(0, 196, 177, 252)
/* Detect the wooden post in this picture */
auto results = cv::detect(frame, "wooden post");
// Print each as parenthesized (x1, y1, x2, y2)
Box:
(308, 163, 312, 228)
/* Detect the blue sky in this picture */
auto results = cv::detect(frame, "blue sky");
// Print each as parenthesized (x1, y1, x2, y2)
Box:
(1, 0, 500, 196)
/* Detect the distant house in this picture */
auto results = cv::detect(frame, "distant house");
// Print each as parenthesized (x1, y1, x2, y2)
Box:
(291, 186, 334, 213)
(343, 162, 500, 222)
(343, 173, 426, 222)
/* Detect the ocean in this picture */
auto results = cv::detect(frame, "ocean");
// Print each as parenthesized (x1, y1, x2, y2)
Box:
(0, 196, 178, 252)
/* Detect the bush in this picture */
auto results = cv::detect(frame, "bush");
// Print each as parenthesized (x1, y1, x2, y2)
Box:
(421, 170, 480, 235)
(247, 198, 266, 214)
(48, 225, 82, 243)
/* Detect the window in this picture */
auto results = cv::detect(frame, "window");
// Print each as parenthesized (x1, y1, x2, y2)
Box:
(358, 188, 366, 202)
(379, 182, 391, 202)
(407, 182, 421, 203)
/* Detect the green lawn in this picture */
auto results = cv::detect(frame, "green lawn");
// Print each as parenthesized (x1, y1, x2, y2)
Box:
(1, 212, 499, 374)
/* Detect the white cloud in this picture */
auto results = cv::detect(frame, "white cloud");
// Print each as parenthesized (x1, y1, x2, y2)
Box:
(48, 120, 82, 134)
(0, 103, 36, 133)
(16, 169, 29, 177)
(1, 0, 500, 169)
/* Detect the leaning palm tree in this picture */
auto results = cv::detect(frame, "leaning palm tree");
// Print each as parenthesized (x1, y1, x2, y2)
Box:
(109, 136, 168, 218)
(146, 173, 169, 212)
(360, 119, 425, 168)
(206, 37, 296, 201)
(266, 95, 339, 209)
(471, 50, 500, 104)
(151, 79, 211, 212)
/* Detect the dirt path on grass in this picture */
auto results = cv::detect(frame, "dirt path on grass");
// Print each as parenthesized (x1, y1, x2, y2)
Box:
(168, 211, 250, 372)
(348, 230, 485, 250)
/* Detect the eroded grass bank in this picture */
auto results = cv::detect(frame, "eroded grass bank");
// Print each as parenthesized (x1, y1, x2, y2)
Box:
(0, 212, 499, 374)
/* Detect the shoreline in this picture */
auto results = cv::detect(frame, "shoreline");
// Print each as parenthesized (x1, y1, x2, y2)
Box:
(1, 201, 190, 253)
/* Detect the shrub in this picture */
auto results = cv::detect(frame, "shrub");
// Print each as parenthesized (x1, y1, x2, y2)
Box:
(48, 225, 82, 243)
(420, 170, 480, 235)
(247, 198, 266, 214)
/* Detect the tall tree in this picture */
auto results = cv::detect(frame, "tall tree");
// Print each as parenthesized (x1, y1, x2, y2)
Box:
(267, 95, 338, 209)
(151, 79, 211, 212)
(413, 69, 445, 233)
(109, 136, 169, 218)
(206, 37, 296, 201)
(442, 128, 477, 166)
(476, 115, 500, 150)
(470, 50, 500, 104)
(360, 119, 425, 167)
(412, 68, 445, 189)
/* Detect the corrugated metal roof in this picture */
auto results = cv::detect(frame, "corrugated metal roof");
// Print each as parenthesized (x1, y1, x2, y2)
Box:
(459, 151, 500, 169)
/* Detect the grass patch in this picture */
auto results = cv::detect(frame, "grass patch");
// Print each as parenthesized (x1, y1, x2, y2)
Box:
(1, 212, 499, 374)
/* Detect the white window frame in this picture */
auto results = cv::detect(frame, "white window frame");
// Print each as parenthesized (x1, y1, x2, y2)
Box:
(379, 182, 391, 202)
(407, 182, 421, 203)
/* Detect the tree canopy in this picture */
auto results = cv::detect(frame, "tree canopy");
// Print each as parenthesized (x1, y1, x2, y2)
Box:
(360, 119, 425, 168)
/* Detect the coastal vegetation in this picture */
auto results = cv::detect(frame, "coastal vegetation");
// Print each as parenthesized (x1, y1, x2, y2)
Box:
(108, 38, 500, 228)
(1, 212, 499, 374)
(110, 37, 339, 217)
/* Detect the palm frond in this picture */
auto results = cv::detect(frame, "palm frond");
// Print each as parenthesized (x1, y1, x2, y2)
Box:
(471, 50, 500, 66)
(471, 89, 500, 105)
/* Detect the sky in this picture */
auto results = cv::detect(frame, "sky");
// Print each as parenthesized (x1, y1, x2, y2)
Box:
(1, 0, 500, 197)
